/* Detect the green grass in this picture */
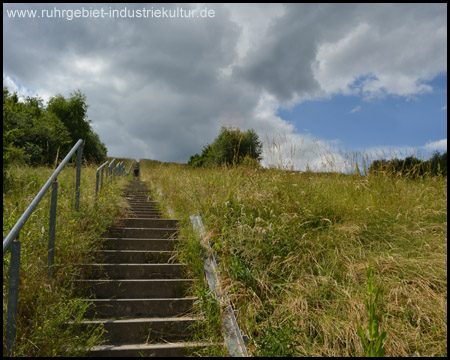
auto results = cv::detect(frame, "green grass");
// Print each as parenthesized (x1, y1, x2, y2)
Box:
(3, 161, 133, 357)
(140, 160, 447, 357)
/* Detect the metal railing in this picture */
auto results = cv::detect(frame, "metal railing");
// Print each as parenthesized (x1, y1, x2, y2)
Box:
(95, 160, 109, 200)
(3, 146, 134, 354)
(95, 159, 133, 201)
(3, 139, 84, 354)
(190, 213, 248, 357)
(126, 160, 136, 175)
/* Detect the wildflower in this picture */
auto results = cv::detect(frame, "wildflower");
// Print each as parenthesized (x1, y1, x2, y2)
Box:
(38, 326, 42, 331)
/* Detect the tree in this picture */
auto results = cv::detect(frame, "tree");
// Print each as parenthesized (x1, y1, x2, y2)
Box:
(47, 90, 107, 163)
(189, 126, 263, 167)
(3, 86, 107, 171)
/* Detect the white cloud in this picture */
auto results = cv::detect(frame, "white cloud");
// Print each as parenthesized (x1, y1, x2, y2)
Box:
(442, 105, 447, 111)
(312, 5, 446, 99)
(423, 139, 447, 152)
(350, 105, 361, 113)
(2, 3, 447, 167)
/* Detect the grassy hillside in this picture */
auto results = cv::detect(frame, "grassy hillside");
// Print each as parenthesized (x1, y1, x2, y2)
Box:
(140, 160, 447, 357)
(3, 161, 132, 356)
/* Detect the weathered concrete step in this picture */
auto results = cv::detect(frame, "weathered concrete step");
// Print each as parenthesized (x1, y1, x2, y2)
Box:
(127, 201, 158, 205)
(128, 213, 162, 219)
(80, 317, 201, 344)
(128, 214, 163, 219)
(124, 193, 150, 197)
(130, 207, 160, 212)
(99, 239, 179, 252)
(128, 201, 158, 205)
(109, 228, 178, 239)
(128, 210, 162, 216)
(76, 264, 185, 279)
(128, 207, 160, 212)
(82, 297, 196, 318)
(124, 195, 151, 200)
(88, 341, 211, 357)
(74, 279, 193, 298)
(129, 210, 162, 215)
(114, 218, 179, 228)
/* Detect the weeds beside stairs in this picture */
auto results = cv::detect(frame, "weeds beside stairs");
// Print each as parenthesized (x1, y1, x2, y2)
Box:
(74, 180, 211, 356)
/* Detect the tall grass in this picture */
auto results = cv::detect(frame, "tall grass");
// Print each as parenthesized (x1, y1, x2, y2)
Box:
(3, 161, 132, 356)
(139, 148, 447, 356)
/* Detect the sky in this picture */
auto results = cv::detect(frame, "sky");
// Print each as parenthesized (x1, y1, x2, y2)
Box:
(3, 3, 447, 172)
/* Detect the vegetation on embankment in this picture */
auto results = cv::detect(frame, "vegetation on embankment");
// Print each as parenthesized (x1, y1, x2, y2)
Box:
(140, 159, 447, 357)
(3, 162, 132, 357)
(3, 86, 108, 192)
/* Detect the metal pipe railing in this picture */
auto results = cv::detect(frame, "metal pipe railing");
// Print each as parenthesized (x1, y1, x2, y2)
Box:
(108, 158, 116, 182)
(3, 139, 84, 254)
(95, 161, 109, 200)
(126, 161, 135, 175)
(3, 138, 84, 355)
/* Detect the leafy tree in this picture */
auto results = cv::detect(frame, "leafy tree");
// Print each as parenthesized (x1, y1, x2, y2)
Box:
(189, 126, 262, 167)
(3, 86, 107, 182)
(46, 90, 107, 163)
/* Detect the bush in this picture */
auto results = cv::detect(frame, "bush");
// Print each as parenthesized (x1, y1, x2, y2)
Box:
(188, 126, 262, 167)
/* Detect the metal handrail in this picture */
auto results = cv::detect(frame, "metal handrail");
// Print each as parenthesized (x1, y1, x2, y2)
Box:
(126, 161, 136, 175)
(4, 138, 84, 355)
(95, 161, 109, 200)
(108, 158, 116, 182)
(3, 139, 83, 254)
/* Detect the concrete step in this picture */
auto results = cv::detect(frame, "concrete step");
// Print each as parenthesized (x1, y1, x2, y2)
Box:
(74, 279, 193, 299)
(124, 196, 151, 201)
(88, 341, 211, 357)
(127, 201, 159, 206)
(109, 228, 178, 239)
(114, 218, 179, 228)
(82, 297, 196, 318)
(76, 263, 185, 279)
(78, 180, 215, 355)
(127, 204, 160, 209)
(128, 208, 161, 213)
(99, 239, 179, 252)
(79, 317, 201, 344)
(124, 193, 150, 197)
(128, 213, 162, 219)
(127, 203, 159, 208)
(128, 214, 163, 219)
(130, 209, 163, 218)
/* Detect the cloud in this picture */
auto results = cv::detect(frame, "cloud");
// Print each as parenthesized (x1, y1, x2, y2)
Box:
(350, 106, 361, 113)
(3, 3, 447, 168)
(423, 139, 447, 152)
(442, 105, 447, 111)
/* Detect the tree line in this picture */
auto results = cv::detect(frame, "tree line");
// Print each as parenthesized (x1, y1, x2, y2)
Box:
(369, 151, 447, 177)
(3, 86, 107, 171)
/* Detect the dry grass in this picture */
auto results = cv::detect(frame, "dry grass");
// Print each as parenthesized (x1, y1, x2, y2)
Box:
(140, 154, 446, 357)
(3, 162, 132, 356)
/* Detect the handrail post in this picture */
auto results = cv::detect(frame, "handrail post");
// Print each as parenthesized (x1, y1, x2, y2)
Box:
(75, 142, 83, 211)
(100, 167, 105, 191)
(47, 180, 58, 280)
(95, 161, 109, 202)
(5, 237, 22, 355)
(108, 159, 116, 184)
(95, 169, 100, 200)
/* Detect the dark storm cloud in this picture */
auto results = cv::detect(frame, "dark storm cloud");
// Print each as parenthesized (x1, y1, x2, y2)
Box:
(3, 3, 446, 165)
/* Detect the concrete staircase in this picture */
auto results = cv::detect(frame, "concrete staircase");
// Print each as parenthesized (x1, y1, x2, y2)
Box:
(75, 180, 209, 356)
